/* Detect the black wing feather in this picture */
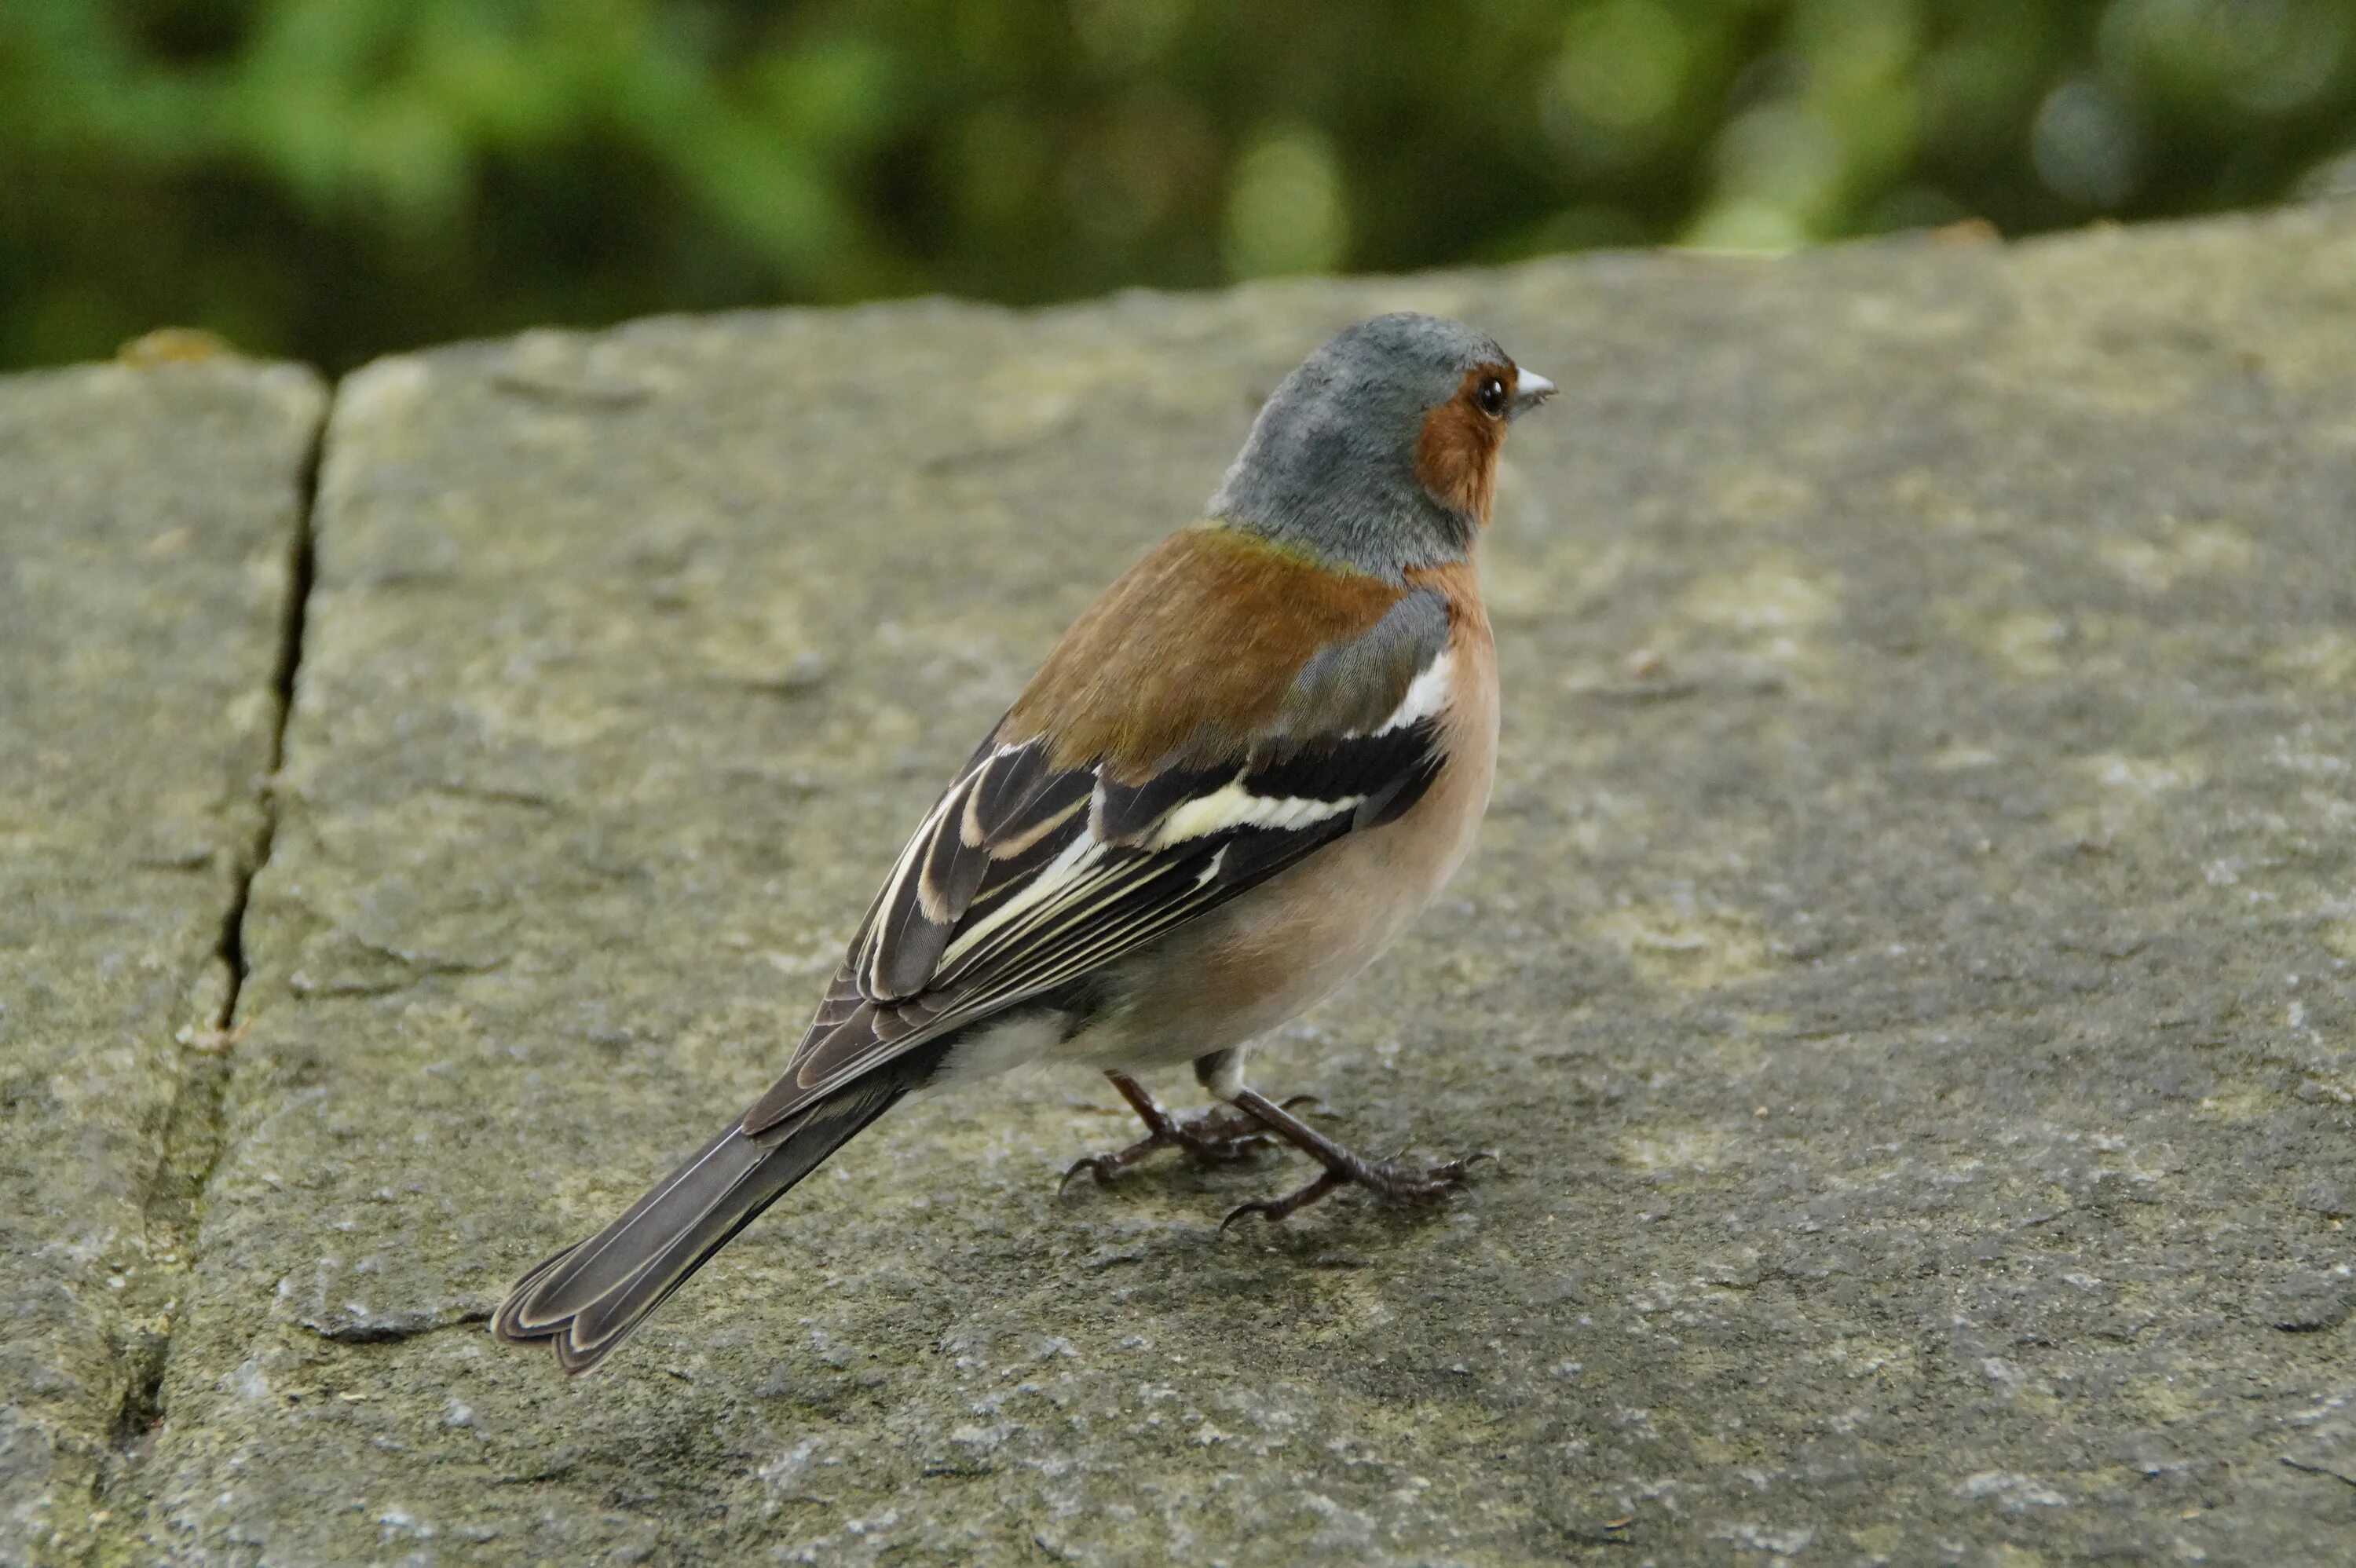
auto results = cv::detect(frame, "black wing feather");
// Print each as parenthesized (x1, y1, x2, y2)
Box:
(745, 663, 1452, 1135)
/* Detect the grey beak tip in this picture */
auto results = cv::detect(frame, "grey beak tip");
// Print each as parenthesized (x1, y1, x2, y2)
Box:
(1511, 370, 1558, 418)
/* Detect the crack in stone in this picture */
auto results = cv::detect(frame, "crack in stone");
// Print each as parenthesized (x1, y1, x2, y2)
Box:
(2280, 1456, 2356, 1491)
(87, 395, 329, 1555)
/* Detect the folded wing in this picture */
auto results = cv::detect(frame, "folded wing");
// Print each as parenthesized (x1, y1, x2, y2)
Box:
(744, 532, 1457, 1135)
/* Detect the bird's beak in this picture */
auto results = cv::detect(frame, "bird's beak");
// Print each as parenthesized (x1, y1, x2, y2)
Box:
(1510, 370, 1557, 420)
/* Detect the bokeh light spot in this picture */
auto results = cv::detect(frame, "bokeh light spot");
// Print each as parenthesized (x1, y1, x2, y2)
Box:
(2032, 75, 2143, 208)
(1223, 124, 1348, 279)
(1552, 0, 1691, 137)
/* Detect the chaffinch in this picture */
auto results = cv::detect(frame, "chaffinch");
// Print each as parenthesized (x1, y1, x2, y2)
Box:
(496, 313, 1555, 1372)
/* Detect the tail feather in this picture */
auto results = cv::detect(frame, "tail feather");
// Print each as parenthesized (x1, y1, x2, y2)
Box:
(492, 1076, 903, 1374)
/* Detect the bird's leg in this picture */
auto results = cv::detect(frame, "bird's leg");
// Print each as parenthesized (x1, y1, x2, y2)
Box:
(1218, 1087, 1488, 1228)
(1059, 1071, 1306, 1191)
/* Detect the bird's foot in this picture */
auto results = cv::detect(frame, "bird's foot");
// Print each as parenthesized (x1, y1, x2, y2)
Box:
(1219, 1151, 1487, 1228)
(1059, 1073, 1317, 1192)
(1216, 1088, 1492, 1229)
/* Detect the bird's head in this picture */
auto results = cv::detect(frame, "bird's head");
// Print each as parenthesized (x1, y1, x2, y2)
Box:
(1209, 313, 1555, 579)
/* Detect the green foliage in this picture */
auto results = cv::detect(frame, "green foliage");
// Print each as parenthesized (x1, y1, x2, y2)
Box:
(4, 0, 2352, 370)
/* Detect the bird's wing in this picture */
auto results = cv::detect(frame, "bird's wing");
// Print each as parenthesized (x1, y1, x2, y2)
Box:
(741, 528, 1459, 1135)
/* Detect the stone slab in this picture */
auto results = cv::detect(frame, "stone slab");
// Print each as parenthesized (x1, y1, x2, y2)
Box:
(124, 206, 2356, 1563)
(0, 358, 324, 1563)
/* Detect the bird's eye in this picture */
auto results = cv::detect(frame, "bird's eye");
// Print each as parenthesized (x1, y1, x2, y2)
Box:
(1476, 375, 1509, 418)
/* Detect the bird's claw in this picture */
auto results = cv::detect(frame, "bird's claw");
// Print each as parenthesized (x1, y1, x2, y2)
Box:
(1220, 1169, 1346, 1230)
(1220, 1148, 1485, 1230)
(1058, 1109, 1275, 1195)
(1058, 1153, 1128, 1194)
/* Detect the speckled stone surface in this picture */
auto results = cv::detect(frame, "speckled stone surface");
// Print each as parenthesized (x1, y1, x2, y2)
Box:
(14, 203, 2356, 1566)
(0, 358, 324, 1564)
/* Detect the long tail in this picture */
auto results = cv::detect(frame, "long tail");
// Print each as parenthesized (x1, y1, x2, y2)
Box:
(492, 1074, 903, 1374)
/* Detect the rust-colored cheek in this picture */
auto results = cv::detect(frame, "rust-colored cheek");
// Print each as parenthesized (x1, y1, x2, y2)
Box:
(1414, 365, 1509, 524)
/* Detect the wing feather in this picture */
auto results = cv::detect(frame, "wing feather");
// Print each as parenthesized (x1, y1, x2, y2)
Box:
(742, 550, 1460, 1138)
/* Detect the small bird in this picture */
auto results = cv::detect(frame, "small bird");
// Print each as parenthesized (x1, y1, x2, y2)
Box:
(493, 313, 1554, 1372)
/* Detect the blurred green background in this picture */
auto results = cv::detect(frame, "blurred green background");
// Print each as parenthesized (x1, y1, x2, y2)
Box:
(5, 0, 2353, 372)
